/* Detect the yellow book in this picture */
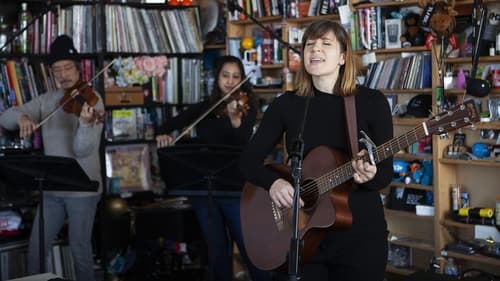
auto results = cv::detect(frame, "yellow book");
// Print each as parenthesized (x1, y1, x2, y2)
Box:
(5, 60, 23, 105)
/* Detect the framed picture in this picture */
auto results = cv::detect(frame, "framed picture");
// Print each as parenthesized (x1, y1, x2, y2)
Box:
(386, 95, 397, 114)
(385, 19, 402, 49)
(105, 144, 152, 193)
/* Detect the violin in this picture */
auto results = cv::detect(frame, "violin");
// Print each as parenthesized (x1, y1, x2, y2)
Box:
(215, 90, 250, 118)
(34, 59, 117, 130)
(59, 80, 103, 122)
(169, 71, 255, 145)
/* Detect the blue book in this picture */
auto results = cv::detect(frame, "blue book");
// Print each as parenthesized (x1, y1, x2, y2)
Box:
(421, 52, 432, 88)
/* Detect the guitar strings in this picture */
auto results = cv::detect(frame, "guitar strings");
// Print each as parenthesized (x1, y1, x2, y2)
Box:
(274, 126, 430, 220)
(298, 104, 468, 199)
(296, 125, 427, 199)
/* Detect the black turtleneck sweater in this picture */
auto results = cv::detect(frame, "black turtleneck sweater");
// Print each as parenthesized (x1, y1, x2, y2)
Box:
(239, 86, 393, 234)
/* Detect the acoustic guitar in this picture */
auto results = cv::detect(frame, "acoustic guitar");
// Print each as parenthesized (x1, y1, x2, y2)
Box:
(240, 100, 479, 271)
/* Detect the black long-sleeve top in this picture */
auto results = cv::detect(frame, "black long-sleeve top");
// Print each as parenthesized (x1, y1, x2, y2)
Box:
(240, 86, 393, 234)
(158, 100, 257, 146)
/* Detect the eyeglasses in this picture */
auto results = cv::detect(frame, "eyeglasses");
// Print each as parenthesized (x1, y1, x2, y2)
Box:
(52, 63, 76, 75)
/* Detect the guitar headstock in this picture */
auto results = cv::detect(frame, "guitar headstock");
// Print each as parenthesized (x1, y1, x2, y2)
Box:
(425, 99, 480, 135)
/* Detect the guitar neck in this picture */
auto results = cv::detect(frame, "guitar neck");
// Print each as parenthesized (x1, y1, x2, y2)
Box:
(317, 124, 427, 195)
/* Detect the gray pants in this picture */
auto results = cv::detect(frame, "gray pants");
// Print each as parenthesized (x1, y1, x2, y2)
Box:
(27, 194, 100, 281)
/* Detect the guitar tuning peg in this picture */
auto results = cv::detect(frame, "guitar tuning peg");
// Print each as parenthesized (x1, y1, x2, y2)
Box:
(439, 133, 449, 140)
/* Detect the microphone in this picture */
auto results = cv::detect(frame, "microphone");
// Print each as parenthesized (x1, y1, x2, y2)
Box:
(466, 5, 490, 97)
(228, 0, 242, 13)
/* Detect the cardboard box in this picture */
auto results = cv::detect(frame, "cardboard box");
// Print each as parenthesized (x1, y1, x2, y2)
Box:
(105, 86, 144, 106)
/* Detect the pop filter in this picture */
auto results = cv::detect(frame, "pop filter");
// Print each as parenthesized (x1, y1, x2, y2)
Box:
(200, 0, 219, 43)
(466, 5, 490, 97)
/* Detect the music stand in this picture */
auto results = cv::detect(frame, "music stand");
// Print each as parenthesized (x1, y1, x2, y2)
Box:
(0, 155, 98, 273)
(158, 144, 245, 281)
(158, 144, 245, 197)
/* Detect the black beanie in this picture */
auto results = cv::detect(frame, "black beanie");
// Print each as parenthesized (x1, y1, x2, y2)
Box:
(47, 35, 80, 65)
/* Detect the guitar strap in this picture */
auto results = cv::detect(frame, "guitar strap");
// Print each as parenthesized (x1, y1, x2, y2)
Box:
(344, 95, 358, 157)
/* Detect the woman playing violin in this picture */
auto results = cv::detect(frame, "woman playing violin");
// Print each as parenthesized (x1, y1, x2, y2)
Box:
(156, 55, 271, 281)
(0, 35, 103, 281)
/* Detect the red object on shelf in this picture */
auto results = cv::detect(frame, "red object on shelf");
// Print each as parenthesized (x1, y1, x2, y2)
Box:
(261, 30, 273, 65)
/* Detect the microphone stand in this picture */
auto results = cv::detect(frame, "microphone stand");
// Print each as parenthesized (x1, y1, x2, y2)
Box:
(229, 2, 308, 278)
(286, 95, 310, 281)
(0, 1, 53, 52)
(288, 136, 304, 281)
(227, 0, 301, 54)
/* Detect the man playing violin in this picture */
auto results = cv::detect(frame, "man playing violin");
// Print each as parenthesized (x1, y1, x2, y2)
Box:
(0, 35, 103, 281)
(156, 55, 271, 281)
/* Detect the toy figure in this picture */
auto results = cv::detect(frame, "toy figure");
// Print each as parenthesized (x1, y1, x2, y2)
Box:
(400, 13, 425, 47)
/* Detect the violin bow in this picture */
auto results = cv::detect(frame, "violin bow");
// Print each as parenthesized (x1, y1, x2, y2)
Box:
(34, 59, 117, 130)
(171, 70, 255, 145)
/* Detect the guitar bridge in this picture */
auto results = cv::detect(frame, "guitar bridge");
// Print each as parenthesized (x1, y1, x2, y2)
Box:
(271, 201, 285, 231)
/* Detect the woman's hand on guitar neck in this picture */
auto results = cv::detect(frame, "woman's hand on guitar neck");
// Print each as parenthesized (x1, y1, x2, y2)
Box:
(269, 178, 304, 209)
(156, 134, 173, 148)
(352, 149, 377, 184)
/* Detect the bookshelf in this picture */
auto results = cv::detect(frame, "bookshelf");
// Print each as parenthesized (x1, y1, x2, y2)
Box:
(0, 238, 78, 280)
(433, 68, 500, 279)
(430, 0, 500, 277)
(349, 0, 441, 275)
(351, 0, 500, 278)
(226, 12, 341, 118)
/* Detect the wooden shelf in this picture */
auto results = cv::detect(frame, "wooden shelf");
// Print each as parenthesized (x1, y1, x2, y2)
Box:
(474, 121, 500, 130)
(384, 208, 434, 221)
(443, 251, 500, 267)
(355, 45, 428, 55)
(104, 52, 202, 58)
(444, 55, 500, 64)
(393, 118, 427, 126)
(388, 182, 433, 191)
(441, 218, 475, 229)
(379, 89, 432, 94)
(229, 15, 284, 25)
(260, 63, 285, 69)
(229, 14, 339, 25)
(353, 0, 420, 9)
(439, 158, 500, 168)
(385, 265, 418, 276)
(394, 152, 433, 161)
(253, 88, 283, 94)
(389, 237, 435, 252)
(285, 14, 340, 23)
(444, 88, 500, 96)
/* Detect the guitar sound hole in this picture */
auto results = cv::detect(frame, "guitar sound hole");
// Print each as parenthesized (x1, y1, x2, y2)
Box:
(300, 178, 319, 209)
